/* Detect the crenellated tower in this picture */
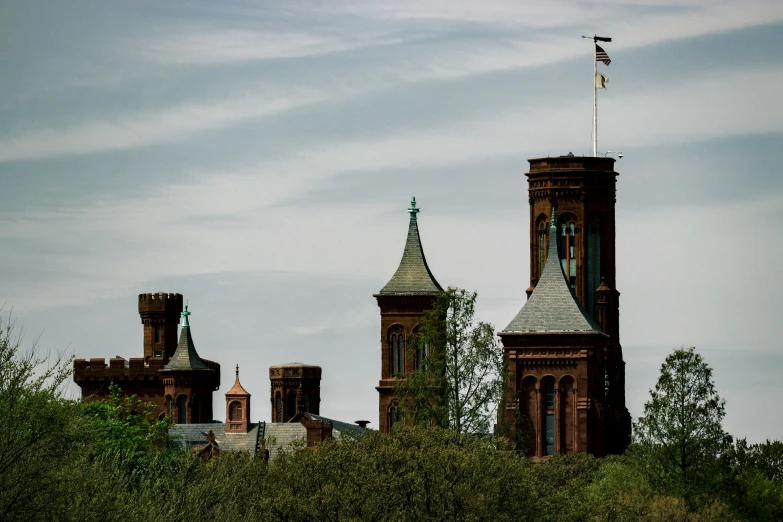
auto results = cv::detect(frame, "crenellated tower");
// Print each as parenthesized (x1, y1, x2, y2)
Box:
(269, 363, 321, 422)
(374, 197, 443, 434)
(138, 292, 183, 362)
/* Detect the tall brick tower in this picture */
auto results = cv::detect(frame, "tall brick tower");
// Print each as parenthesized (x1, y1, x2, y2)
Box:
(160, 305, 221, 424)
(374, 197, 443, 434)
(269, 363, 321, 422)
(499, 155, 630, 457)
(138, 292, 183, 362)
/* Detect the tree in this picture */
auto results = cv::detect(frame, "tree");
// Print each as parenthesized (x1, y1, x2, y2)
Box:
(0, 313, 79, 521)
(633, 346, 732, 501)
(395, 287, 505, 434)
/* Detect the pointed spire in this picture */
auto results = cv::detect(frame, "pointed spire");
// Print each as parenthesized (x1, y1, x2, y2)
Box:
(503, 208, 605, 335)
(227, 364, 250, 396)
(379, 197, 443, 294)
(164, 305, 209, 370)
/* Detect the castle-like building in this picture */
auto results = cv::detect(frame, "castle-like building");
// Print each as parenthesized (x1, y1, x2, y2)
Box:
(73, 153, 630, 458)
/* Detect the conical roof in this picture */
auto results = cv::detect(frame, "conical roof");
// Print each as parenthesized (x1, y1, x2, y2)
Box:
(226, 365, 250, 396)
(164, 305, 209, 370)
(379, 197, 443, 295)
(503, 210, 605, 335)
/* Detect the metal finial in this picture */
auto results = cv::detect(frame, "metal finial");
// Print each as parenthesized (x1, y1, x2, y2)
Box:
(408, 196, 420, 218)
(181, 304, 191, 327)
(236, 364, 239, 379)
(550, 208, 556, 227)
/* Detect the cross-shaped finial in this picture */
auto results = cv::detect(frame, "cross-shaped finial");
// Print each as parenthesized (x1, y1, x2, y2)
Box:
(408, 196, 420, 219)
(181, 305, 191, 327)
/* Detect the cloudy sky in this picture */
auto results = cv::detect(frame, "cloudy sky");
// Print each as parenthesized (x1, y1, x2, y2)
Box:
(1, 0, 781, 441)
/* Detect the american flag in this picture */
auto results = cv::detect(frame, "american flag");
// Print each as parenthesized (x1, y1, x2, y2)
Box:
(595, 45, 611, 65)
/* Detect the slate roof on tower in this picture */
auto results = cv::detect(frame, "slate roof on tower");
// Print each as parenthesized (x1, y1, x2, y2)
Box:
(379, 197, 443, 295)
(503, 210, 606, 335)
(164, 305, 209, 370)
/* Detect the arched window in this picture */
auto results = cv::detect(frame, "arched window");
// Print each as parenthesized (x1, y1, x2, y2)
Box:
(177, 395, 187, 425)
(543, 379, 555, 456)
(536, 215, 549, 277)
(389, 326, 405, 377)
(412, 326, 428, 371)
(558, 216, 578, 289)
(586, 220, 601, 316)
(192, 395, 200, 423)
(389, 401, 403, 429)
(229, 400, 242, 421)
(286, 390, 296, 421)
(275, 392, 282, 422)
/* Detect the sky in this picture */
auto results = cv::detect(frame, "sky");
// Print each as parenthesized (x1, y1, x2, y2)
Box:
(1, 0, 782, 442)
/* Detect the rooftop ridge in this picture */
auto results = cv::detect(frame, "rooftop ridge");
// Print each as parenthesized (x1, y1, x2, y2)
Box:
(502, 211, 605, 335)
(378, 197, 443, 295)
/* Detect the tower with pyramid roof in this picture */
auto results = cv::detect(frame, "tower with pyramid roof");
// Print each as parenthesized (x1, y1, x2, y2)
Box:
(161, 305, 221, 424)
(500, 155, 631, 457)
(374, 197, 443, 433)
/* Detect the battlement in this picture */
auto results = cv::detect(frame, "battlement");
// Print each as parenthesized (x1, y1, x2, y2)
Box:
(269, 364, 322, 380)
(138, 292, 184, 314)
(73, 356, 166, 382)
(528, 156, 616, 174)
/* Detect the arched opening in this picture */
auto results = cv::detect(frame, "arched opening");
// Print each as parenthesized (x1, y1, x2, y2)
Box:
(519, 376, 537, 456)
(229, 400, 242, 421)
(275, 392, 282, 422)
(412, 325, 428, 371)
(541, 378, 556, 456)
(177, 394, 187, 425)
(557, 214, 578, 289)
(535, 213, 549, 278)
(389, 400, 403, 430)
(286, 390, 296, 421)
(559, 376, 576, 454)
(586, 219, 601, 317)
(388, 325, 405, 377)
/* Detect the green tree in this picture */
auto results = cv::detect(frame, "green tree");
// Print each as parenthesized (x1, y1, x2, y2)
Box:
(80, 382, 172, 470)
(633, 346, 732, 502)
(0, 313, 78, 521)
(395, 287, 504, 434)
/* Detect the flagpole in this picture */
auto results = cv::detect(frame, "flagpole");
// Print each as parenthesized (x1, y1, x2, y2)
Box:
(583, 35, 611, 157)
(593, 47, 598, 157)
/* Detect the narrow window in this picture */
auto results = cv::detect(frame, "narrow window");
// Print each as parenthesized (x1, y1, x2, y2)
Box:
(177, 395, 187, 425)
(304, 393, 310, 413)
(154, 325, 162, 344)
(587, 221, 601, 317)
(538, 221, 548, 275)
(389, 327, 405, 377)
(389, 401, 403, 429)
(275, 392, 282, 422)
(286, 390, 296, 420)
(167, 396, 172, 418)
(229, 400, 242, 421)
(558, 219, 577, 289)
(543, 381, 555, 456)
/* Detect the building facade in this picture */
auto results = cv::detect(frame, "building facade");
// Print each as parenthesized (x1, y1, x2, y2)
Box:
(73, 294, 220, 423)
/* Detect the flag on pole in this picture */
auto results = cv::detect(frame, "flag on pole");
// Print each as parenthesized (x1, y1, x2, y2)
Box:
(595, 70, 608, 89)
(596, 44, 611, 65)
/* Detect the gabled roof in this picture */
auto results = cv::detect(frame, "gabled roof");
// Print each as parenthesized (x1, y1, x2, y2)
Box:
(379, 197, 443, 295)
(503, 211, 606, 335)
(164, 306, 209, 370)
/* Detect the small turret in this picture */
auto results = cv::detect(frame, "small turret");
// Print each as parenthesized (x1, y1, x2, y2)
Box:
(138, 292, 183, 362)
